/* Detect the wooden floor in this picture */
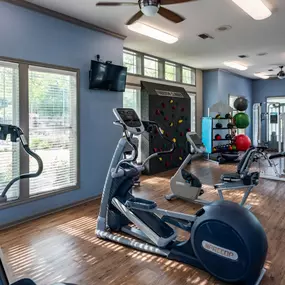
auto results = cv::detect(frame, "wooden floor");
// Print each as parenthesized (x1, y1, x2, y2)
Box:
(0, 160, 284, 285)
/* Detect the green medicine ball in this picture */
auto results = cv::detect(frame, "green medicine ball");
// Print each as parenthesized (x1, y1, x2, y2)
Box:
(234, 113, 250, 129)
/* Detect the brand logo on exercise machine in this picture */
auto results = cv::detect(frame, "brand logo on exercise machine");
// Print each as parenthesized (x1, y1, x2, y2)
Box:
(202, 241, 238, 261)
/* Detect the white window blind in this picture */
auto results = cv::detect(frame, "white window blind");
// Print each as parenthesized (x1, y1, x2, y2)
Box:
(0, 61, 20, 200)
(28, 66, 78, 195)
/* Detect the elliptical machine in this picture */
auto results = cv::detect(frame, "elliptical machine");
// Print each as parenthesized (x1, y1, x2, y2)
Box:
(0, 124, 43, 202)
(96, 108, 267, 285)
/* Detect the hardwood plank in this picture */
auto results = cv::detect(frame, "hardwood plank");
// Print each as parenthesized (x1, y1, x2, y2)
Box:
(0, 160, 281, 284)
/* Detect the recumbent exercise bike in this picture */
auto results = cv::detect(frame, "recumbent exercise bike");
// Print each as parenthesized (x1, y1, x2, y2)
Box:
(166, 132, 261, 210)
(96, 108, 267, 285)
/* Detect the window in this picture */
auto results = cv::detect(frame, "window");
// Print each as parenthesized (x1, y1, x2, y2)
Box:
(189, 93, 196, 132)
(123, 88, 141, 163)
(0, 59, 78, 203)
(165, 62, 176, 81)
(123, 50, 140, 74)
(182, 66, 195, 85)
(123, 49, 196, 85)
(144, 56, 159, 78)
(0, 61, 19, 200)
(229, 95, 245, 135)
(29, 66, 78, 195)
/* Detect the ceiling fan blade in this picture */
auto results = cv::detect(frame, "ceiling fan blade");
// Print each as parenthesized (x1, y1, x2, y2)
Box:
(96, 2, 137, 6)
(160, 0, 197, 5)
(126, 10, 143, 25)
(158, 7, 185, 23)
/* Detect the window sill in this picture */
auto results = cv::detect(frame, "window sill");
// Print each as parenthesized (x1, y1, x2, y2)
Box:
(0, 184, 80, 210)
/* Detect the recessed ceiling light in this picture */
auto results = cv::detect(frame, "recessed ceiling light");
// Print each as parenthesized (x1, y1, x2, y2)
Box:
(254, 73, 269, 79)
(127, 22, 178, 44)
(232, 0, 272, 20)
(216, 25, 232, 32)
(257, 52, 268, 56)
(224, 61, 248, 71)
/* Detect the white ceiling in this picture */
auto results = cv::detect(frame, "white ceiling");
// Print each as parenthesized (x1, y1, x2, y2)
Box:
(26, 0, 285, 78)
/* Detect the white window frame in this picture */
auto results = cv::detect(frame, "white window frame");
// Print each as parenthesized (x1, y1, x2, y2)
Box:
(0, 57, 80, 208)
(123, 49, 196, 86)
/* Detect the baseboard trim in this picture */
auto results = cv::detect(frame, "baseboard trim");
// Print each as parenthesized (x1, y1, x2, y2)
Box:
(0, 195, 102, 230)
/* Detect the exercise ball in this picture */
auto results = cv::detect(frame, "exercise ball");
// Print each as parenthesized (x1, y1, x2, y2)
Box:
(234, 134, 251, 151)
(234, 97, 248, 111)
(234, 113, 250, 129)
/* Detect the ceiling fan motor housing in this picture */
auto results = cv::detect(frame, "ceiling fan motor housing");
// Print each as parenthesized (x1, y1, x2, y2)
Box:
(139, 0, 160, 16)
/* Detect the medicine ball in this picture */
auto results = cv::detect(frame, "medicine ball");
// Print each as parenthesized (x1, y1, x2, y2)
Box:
(227, 122, 235, 129)
(216, 123, 223, 129)
(215, 134, 222, 140)
(234, 97, 248, 112)
(225, 134, 232, 140)
(215, 114, 221, 119)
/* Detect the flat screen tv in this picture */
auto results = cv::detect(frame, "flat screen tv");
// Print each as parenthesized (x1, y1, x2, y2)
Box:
(89, 60, 127, 92)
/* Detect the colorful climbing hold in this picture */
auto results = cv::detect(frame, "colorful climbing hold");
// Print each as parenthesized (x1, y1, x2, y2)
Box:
(159, 157, 163, 162)
(181, 107, 185, 112)
(164, 116, 169, 121)
(170, 99, 174, 104)
(179, 156, 183, 161)
(161, 102, 166, 108)
(172, 106, 176, 110)
(178, 120, 183, 124)
(165, 161, 171, 167)
(153, 148, 158, 153)
(161, 111, 165, 116)
(169, 122, 174, 127)
(160, 129, 165, 134)
(186, 128, 191, 132)
(172, 138, 177, 143)
(165, 133, 169, 137)
(180, 132, 184, 137)
(155, 109, 161, 115)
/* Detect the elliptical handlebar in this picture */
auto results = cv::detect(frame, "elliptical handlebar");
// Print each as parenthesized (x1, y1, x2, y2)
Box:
(0, 124, 43, 199)
(112, 118, 175, 173)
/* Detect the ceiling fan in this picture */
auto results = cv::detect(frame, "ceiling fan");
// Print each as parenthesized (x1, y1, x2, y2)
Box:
(259, 66, 285, 80)
(96, 0, 197, 25)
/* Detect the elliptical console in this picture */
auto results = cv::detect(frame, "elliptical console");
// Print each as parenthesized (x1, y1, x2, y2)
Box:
(97, 108, 268, 285)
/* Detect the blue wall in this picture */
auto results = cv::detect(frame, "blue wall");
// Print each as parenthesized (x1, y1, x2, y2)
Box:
(203, 70, 219, 116)
(0, 2, 124, 226)
(203, 70, 253, 137)
(253, 78, 285, 103)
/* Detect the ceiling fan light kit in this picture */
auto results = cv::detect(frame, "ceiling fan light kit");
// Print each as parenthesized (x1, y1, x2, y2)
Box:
(128, 22, 178, 43)
(96, 0, 197, 25)
(231, 0, 272, 20)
